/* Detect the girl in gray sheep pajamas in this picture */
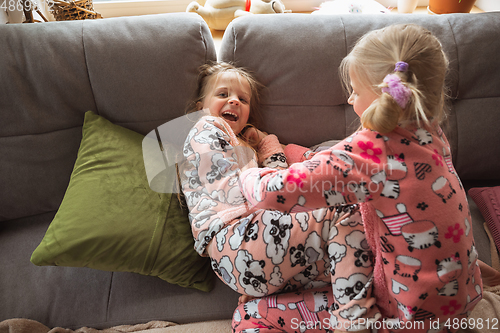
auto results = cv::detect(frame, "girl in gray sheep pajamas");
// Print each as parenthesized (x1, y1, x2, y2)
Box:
(179, 63, 348, 332)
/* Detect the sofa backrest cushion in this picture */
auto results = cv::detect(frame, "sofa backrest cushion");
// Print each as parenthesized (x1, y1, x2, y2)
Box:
(0, 13, 216, 221)
(219, 13, 500, 181)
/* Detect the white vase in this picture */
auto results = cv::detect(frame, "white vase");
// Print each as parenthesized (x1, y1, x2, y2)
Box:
(398, 0, 419, 13)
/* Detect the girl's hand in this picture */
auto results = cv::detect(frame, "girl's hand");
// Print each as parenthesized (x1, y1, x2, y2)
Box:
(238, 294, 256, 305)
(242, 126, 268, 146)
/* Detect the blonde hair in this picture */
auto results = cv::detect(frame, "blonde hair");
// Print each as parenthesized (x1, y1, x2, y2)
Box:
(340, 24, 449, 133)
(177, 63, 265, 203)
(189, 62, 264, 142)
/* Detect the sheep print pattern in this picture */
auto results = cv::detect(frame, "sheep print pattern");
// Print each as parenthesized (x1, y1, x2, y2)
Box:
(240, 125, 483, 332)
(180, 116, 346, 298)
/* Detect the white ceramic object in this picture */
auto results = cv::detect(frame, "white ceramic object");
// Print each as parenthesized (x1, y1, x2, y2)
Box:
(313, 0, 390, 15)
(397, 0, 418, 13)
(7, 2, 24, 24)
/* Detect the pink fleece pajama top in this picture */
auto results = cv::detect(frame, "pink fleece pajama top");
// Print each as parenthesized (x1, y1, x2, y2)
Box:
(239, 124, 483, 331)
(180, 116, 345, 299)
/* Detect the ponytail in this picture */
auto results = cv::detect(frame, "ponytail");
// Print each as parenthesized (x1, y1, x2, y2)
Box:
(407, 75, 429, 127)
(340, 24, 449, 133)
(361, 92, 401, 134)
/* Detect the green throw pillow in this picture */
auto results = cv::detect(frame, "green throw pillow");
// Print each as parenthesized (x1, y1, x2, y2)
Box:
(31, 111, 214, 292)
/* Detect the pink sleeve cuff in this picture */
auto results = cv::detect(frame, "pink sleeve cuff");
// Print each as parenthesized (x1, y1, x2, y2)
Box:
(257, 134, 284, 165)
(284, 144, 312, 164)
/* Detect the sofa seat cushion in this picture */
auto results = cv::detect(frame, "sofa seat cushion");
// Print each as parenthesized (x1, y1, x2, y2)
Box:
(30, 111, 214, 292)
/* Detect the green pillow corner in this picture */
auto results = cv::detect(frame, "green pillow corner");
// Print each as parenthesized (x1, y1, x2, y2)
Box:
(31, 111, 214, 292)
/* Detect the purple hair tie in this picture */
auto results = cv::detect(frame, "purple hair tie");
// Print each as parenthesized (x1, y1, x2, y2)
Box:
(395, 61, 409, 72)
(381, 74, 411, 109)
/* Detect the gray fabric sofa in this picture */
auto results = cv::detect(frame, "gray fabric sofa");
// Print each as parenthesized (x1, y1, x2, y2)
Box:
(218, 12, 500, 264)
(1, 10, 499, 330)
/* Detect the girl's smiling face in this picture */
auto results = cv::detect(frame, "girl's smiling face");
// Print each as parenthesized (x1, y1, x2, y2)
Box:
(348, 69, 379, 118)
(199, 72, 251, 135)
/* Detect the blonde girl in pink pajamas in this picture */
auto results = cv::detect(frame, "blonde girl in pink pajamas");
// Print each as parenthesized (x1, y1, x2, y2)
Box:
(238, 24, 483, 332)
(179, 63, 349, 331)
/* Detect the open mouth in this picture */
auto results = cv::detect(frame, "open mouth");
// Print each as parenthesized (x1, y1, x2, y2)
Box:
(222, 111, 239, 122)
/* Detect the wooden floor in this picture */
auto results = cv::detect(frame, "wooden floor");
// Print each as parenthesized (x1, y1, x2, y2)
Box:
(209, 6, 484, 54)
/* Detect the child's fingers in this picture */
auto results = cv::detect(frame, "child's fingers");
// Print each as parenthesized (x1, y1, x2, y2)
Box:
(238, 295, 256, 305)
(242, 127, 267, 145)
(253, 128, 268, 142)
(244, 128, 259, 142)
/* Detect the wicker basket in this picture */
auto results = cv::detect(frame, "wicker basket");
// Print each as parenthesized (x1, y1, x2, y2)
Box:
(50, 0, 102, 21)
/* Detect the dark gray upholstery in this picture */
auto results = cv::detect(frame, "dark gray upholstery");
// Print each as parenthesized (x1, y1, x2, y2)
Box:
(218, 12, 500, 270)
(0, 13, 241, 329)
(0, 212, 239, 328)
(1, 11, 499, 329)
(219, 13, 500, 180)
(1, 13, 217, 222)
(219, 12, 500, 265)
